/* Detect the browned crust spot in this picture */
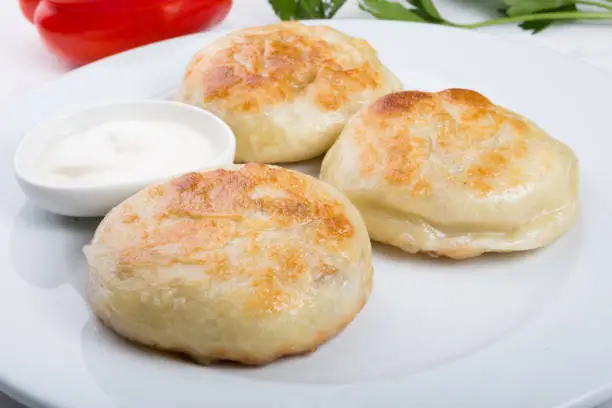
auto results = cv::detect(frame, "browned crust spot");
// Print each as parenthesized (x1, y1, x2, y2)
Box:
(354, 88, 532, 195)
(100, 164, 359, 314)
(191, 23, 382, 113)
(371, 90, 433, 116)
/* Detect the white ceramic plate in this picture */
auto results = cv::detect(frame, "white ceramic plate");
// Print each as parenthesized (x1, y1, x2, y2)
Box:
(1, 20, 611, 408)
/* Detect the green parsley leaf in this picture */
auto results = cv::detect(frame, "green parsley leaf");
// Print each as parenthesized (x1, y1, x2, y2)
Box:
(357, 0, 612, 34)
(268, 0, 347, 20)
(518, 4, 578, 32)
(359, 0, 446, 23)
(268, 0, 300, 20)
(504, 0, 575, 16)
(325, 0, 348, 18)
(270, 0, 612, 35)
(499, 0, 579, 33)
(408, 0, 443, 20)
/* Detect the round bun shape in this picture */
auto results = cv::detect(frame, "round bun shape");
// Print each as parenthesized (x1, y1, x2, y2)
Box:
(84, 164, 373, 365)
(320, 89, 579, 259)
(176, 22, 403, 163)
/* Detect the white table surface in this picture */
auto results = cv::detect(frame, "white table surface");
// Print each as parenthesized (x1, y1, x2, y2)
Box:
(1, 0, 611, 407)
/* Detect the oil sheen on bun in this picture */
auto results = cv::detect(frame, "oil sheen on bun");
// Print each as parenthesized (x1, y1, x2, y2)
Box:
(84, 164, 373, 365)
(320, 89, 579, 259)
(176, 22, 403, 163)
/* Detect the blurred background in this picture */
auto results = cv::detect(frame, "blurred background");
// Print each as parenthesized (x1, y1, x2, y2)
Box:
(1, 0, 612, 108)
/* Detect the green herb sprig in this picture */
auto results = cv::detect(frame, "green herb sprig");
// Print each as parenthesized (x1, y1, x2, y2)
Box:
(268, 0, 348, 20)
(268, 0, 612, 33)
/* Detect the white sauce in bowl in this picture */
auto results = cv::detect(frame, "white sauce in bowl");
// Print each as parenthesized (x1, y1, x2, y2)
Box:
(15, 100, 235, 217)
(36, 120, 214, 187)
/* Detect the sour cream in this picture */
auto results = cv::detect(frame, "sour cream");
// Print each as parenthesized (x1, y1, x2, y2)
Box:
(36, 119, 215, 187)
(15, 100, 235, 217)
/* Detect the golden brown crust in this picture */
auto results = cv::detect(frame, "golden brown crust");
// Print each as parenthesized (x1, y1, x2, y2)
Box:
(321, 88, 580, 259)
(177, 22, 403, 163)
(371, 90, 432, 116)
(354, 89, 534, 196)
(97, 164, 357, 313)
(85, 164, 373, 365)
(184, 22, 382, 114)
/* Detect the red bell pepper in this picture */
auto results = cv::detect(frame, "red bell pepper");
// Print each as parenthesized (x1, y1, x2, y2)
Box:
(19, 0, 232, 66)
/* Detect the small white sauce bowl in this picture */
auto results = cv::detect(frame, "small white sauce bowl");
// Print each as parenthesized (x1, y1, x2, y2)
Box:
(14, 100, 236, 217)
